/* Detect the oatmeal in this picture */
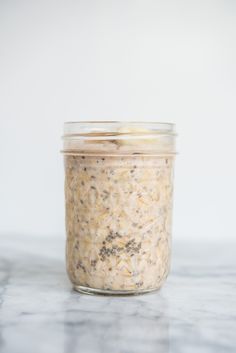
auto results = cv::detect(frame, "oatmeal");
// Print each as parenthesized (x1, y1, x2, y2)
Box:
(62, 122, 176, 294)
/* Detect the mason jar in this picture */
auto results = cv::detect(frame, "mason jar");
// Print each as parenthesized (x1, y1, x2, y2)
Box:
(62, 121, 176, 295)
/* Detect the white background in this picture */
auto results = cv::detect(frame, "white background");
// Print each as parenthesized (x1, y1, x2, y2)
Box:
(0, 0, 235, 240)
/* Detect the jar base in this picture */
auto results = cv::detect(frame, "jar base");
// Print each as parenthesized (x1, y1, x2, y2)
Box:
(73, 284, 161, 296)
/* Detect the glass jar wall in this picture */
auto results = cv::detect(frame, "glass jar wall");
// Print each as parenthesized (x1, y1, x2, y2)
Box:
(62, 121, 176, 295)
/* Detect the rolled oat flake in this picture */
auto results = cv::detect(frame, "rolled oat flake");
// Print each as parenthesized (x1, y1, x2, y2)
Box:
(62, 121, 177, 295)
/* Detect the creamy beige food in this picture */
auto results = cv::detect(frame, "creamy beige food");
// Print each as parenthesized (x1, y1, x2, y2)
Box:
(64, 144, 174, 292)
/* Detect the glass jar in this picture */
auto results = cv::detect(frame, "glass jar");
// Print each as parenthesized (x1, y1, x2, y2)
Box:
(62, 121, 176, 295)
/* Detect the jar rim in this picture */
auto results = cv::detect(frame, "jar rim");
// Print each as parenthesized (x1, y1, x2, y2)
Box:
(63, 121, 175, 136)
(62, 121, 176, 155)
(64, 120, 175, 126)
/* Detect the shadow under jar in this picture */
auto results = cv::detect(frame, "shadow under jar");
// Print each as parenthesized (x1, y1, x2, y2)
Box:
(62, 121, 177, 295)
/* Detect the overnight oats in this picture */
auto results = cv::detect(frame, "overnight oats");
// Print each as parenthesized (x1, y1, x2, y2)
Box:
(62, 122, 176, 295)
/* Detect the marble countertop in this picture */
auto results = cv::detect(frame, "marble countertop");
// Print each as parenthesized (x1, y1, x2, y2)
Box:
(0, 235, 235, 353)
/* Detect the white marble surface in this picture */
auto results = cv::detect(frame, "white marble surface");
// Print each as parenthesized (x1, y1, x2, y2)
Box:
(0, 235, 236, 353)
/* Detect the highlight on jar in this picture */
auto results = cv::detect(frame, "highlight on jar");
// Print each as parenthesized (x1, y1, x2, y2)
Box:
(61, 121, 177, 295)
